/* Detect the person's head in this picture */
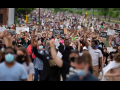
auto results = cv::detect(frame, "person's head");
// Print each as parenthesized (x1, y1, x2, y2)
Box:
(4, 47, 15, 63)
(91, 40, 97, 49)
(113, 53, 120, 63)
(69, 49, 79, 67)
(64, 39, 69, 47)
(16, 47, 31, 66)
(103, 48, 107, 53)
(82, 51, 93, 68)
(74, 56, 89, 77)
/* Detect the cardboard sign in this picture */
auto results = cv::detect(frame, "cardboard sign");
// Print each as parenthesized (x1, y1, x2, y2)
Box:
(64, 28, 68, 34)
(53, 29, 64, 36)
(83, 27, 87, 31)
(100, 32, 107, 38)
(70, 30, 77, 35)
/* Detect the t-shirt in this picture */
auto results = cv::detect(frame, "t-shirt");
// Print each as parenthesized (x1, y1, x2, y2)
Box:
(61, 61, 71, 81)
(66, 72, 99, 81)
(22, 62, 35, 75)
(0, 62, 28, 81)
(88, 46, 102, 66)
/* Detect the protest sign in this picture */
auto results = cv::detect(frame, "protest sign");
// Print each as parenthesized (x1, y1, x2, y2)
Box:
(0, 27, 6, 32)
(53, 29, 64, 36)
(22, 28, 29, 32)
(70, 30, 77, 35)
(100, 32, 107, 38)
(107, 29, 115, 35)
(16, 27, 25, 34)
(64, 28, 68, 34)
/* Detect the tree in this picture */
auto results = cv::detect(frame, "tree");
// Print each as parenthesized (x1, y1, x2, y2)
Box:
(99, 8, 109, 20)
(15, 8, 36, 15)
(112, 10, 119, 18)
(108, 8, 114, 22)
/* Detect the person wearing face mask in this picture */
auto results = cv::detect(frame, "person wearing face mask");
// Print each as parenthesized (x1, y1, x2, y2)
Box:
(32, 36, 60, 81)
(33, 43, 48, 81)
(66, 56, 98, 81)
(0, 47, 28, 81)
(16, 47, 35, 81)
(50, 39, 79, 81)
(85, 38, 102, 78)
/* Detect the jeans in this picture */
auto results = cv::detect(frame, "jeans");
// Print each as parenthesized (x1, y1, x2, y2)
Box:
(34, 68, 42, 81)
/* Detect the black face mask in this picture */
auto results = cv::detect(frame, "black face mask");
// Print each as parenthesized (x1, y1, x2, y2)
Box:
(17, 55, 25, 64)
(69, 57, 75, 62)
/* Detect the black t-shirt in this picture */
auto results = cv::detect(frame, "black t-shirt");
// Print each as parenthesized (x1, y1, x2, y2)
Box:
(62, 61, 71, 81)
(110, 51, 118, 61)
(103, 52, 109, 64)
(99, 42, 105, 48)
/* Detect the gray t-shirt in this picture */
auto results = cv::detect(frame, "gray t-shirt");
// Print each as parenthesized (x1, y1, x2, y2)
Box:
(0, 62, 28, 81)
(22, 62, 35, 75)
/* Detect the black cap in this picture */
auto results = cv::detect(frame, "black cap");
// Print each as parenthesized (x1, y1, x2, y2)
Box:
(70, 49, 79, 54)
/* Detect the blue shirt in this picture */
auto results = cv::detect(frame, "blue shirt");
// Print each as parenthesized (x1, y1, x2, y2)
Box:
(66, 72, 99, 81)
(0, 62, 28, 81)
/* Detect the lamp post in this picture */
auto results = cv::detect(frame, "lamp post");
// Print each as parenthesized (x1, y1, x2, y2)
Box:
(26, 8, 28, 23)
(86, 13, 88, 25)
(93, 8, 94, 17)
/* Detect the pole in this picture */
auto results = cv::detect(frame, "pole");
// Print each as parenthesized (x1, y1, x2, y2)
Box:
(26, 8, 28, 23)
(93, 8, 94, 17)
(14, 8, 16, 28)
(39, 8, 40, 32)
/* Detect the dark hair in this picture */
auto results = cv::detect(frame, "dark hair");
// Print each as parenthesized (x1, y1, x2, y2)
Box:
(5, 47, 14, 53)
(92, 40, 98, 45)
(64, 39, 69, 42)
(75, 56, 88, 65)
(17, 47, 32, 66)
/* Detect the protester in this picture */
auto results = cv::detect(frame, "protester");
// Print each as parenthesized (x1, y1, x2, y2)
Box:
(66, 56, 98, 81)
(102, 53, 120, 81)
(0, 31, 28, 81)
(16, 47, 35, 81)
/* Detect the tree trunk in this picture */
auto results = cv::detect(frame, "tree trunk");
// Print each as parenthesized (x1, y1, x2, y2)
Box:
(105, 15, 106, 21)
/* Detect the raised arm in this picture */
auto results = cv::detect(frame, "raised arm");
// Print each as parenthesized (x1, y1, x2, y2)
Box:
(50, 39, 63, 68)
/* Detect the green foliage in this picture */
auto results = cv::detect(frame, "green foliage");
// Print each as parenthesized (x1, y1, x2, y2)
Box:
(112, 10, 119, 18)
(15, 8, 36, 15)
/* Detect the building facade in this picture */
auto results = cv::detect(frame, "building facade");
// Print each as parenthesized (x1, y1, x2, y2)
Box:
(0, 8, 15, 26)
(0, 8, 9, 25)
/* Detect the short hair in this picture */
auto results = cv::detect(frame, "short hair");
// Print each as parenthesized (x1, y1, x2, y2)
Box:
(64, 39, 69, 42)
(75, 56, 88, 65)
(92, 40, 98, 45)
(5, 47, 14, 53)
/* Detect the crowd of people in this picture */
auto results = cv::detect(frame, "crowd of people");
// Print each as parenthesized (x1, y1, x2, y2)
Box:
(0, 8, 120, 81)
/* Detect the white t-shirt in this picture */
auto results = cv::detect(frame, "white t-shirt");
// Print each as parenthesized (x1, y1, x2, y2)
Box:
(88, 46, 102, 66)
